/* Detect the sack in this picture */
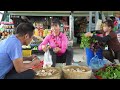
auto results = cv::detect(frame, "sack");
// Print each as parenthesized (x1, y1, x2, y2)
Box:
(89, 55, 106, 70)
(43, 49, 53, 68)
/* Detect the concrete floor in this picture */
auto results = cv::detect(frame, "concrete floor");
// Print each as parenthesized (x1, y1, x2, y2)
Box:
(37, 44, 87, 66)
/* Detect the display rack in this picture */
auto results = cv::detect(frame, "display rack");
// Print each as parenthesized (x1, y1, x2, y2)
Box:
(0, 21, 14, 40)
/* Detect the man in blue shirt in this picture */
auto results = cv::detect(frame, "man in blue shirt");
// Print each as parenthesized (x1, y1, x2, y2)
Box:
(0, 23, 40, 79)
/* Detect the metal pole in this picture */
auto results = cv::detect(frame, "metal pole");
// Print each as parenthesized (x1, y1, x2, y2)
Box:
(95, 11, 99, 27)
(69, 12, 74, 40)
(89, 11, 93, 32)
(101, 11, 106, 22)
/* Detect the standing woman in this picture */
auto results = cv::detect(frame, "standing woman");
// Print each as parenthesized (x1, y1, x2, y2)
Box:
(85, 20, 120, 63)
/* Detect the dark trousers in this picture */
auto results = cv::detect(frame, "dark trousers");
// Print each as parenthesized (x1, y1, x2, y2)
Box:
(103, 50, 120, 63)
(49, 47, 73, 67)
(4, 68, 36, 79)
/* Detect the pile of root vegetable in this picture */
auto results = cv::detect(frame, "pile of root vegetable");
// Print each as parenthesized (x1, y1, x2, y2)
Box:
(66, 68, 87, 72)
(62, 66, 92, 79)
(36, 68, 57, 76)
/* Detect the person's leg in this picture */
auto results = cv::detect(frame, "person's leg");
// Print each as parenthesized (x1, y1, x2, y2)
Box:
(49, 49, 57, 67)
(54, 47, 73, 65)
(5, 68, 35, 79)
(65, 47, 73, 65)
(56, 55, 66, 63)
(116, 51, 120, 62)
(102, 50, 115, 63)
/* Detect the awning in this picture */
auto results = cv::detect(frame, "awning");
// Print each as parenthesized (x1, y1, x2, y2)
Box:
(8, 11, 71, 16)
(8, 11, 117, 17)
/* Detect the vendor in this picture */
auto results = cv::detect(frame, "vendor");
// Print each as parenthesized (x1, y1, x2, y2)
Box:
(85, 20, 120, 63)
(38, 20, 73, 67)
(0, 23, 40, 79)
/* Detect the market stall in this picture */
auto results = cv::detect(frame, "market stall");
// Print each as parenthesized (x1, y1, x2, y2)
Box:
(4, 11, 120, 79)
(8, 11, 72, 55)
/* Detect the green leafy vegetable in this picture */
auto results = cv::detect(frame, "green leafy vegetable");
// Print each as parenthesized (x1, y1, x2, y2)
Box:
(80, 33, 91, 48)
(95, 65, 120, 79)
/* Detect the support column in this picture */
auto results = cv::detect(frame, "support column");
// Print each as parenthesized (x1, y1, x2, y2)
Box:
(69, 12, 74, 40)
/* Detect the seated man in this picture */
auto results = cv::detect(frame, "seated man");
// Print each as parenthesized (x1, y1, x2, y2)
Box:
(0, 23, 40, 79)
(38, 20, 73, 67)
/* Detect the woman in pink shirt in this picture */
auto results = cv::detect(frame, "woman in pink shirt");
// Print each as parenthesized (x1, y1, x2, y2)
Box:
(38, 20, 73, 67)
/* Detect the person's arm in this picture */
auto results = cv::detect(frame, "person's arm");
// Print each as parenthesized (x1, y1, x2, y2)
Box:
(92, 34, 112, 42)
(85, 32, 112, 42)
(23, 57, 32, 61)
(58, 34, 68, 54)
(13, 58, 40, 73)
(7, 43, 40, 73)
(38, 35, 50, 51)
(23, 54, 37, 61)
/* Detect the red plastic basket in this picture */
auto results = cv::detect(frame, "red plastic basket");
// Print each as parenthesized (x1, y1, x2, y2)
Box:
(94, 75, 103, 79)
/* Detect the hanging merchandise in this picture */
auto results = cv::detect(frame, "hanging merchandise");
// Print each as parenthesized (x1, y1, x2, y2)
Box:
(39, 29, 43, 37)
(95, 19, 102, 30)
(34, 28, 39, 36)
(116, 30, 120, 43)
(114, 17, 119, 31)
(43, 29, 48, 37)
(0, 21, 14, 40)
(113, 20, 118, 31)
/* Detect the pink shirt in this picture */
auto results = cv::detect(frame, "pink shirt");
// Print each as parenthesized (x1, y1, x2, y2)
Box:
(38, 32, 68, 56)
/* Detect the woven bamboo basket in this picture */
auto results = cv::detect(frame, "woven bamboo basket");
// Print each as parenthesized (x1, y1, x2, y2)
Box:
(34, 67, 62, 79)
(62, 65, 92, 79)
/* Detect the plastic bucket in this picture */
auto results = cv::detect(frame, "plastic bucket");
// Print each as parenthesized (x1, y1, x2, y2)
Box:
(85, 48, 94, 66)
(96, 48, 103, 59)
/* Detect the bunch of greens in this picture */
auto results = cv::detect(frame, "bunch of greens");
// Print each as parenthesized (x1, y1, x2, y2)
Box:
(80, 33, 91, 48)
(90, 38, 104, 52)
(80, 33, 105, 52)
(95, 64, 120, 79)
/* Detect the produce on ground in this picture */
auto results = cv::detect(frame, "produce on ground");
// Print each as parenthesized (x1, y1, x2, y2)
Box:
(66, 68, 86, 72)
(36, 68, 57, 77)
(95, 64, 120, 79)
(62, 66, 92, 79)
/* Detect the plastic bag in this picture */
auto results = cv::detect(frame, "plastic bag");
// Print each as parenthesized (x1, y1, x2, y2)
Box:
(43, 49, 53, 68)
(89, 55, 106, 70)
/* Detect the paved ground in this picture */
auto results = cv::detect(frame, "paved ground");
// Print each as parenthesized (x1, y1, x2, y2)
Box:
(37, 44, 88, 66)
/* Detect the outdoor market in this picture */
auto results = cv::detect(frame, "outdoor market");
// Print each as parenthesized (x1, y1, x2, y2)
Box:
(0, 11, 120, 79)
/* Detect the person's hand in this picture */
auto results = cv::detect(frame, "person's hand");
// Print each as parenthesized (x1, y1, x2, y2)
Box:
(85, 32, 93, 37)
(32, 58, 40, 66)
(42, 45, 50, 52)
(53, 47, 61, 53)
(31, 54, 37, 59)
(42, 45, 48, 52)
(28, 54, 37, 61)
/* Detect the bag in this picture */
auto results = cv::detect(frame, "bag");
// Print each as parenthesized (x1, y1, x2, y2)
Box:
(43, 49, 53, 68)
(89, 55, 106, 70)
